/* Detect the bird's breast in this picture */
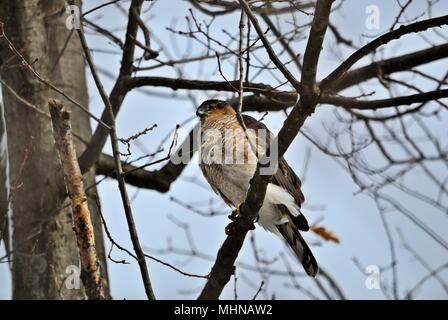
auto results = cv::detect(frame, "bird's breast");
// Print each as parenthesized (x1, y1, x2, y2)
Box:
(199, 119, 259, 206)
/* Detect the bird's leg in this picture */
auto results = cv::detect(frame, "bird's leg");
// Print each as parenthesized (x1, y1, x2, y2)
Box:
(225, 203, 256, 235)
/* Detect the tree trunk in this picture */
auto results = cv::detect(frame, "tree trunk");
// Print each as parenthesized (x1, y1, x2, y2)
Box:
(0, 0, 109, 299)
(0, 100, 10, 263)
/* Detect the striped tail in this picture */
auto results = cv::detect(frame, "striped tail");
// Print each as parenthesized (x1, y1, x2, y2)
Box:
(277, 223, 319, 277)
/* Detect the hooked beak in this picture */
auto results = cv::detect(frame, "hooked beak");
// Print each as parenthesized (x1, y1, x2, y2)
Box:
(196, 107, 206, 118)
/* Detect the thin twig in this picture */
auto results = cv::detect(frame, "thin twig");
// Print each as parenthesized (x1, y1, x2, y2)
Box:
(74, 15, 156, 300)
(252, 281, 264, 300)
(198, 0, 335, 300)
(0, 24, 110, 129)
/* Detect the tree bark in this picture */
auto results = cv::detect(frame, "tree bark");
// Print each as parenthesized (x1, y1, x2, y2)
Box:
(0, 101, 10, 261)
(49, 99, 105, 300)
(0, 0, 109, 299)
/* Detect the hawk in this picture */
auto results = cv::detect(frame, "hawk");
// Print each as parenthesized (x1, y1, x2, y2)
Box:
(196, 99, 318, 277)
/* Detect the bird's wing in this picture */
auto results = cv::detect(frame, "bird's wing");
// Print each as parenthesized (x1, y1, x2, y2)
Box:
(242, 114, 309, 231)
(241, 115, 317, 276)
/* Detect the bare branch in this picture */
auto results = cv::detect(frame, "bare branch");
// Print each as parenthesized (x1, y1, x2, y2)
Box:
(49, 99, 105, 300)
(198, 0, 335, 300)
(239, 0, 301, 91)
(74, 14, 156, 300)
(95, 153, 187, 192)
(320, 14, 448, 91)
(78, 0, 145, 173)
(321, 89, 448, 110)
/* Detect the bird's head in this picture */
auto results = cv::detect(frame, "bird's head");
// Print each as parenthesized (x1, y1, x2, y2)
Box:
(196, 99, 236, 120)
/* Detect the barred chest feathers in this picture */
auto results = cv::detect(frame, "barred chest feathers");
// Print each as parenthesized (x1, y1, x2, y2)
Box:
(199, 115, 259, 206)
(199, 115, 292, 234)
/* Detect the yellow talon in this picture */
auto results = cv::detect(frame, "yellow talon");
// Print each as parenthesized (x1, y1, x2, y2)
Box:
(226, 203, 257, 235)
(228, 203, 242, 221)
(234, 203, 242, 218)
